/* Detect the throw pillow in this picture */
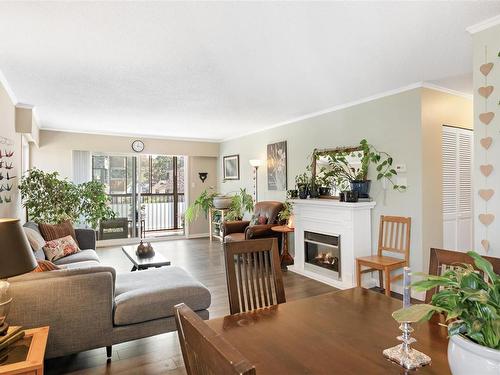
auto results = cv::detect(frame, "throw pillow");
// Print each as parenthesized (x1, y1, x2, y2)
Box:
(43, 235, 80, 262)
(33, 260, 61, 272)
(257, 216, 268, 225)
(250, 215, 268, 225)
(39, 220, 77, 243)
(23, 227, 46, 251)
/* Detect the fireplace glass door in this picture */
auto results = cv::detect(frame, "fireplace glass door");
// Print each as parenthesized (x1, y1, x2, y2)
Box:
(304, 231, 341, 279)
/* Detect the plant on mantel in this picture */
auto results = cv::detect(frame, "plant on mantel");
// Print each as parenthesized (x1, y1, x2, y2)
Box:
(320, 139, 407, 192)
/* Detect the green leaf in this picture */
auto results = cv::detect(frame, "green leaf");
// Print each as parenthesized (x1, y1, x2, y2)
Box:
(467, 251, 497, 283)
(392, 304, 442, 323)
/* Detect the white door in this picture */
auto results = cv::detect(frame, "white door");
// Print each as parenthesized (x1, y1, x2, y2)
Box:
(442, 126, 473, 250)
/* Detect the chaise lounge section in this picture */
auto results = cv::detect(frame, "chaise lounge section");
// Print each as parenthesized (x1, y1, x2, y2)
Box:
(7, 223, 211, 359)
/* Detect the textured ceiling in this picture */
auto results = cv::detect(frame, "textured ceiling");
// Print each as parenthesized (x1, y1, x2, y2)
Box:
(0, 2, 498, 141)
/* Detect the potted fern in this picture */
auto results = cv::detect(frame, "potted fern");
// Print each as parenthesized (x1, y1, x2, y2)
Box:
(392, 251, 499, 375)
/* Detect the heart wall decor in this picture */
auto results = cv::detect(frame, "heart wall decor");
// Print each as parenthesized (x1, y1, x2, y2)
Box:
(479, 189, 495, 201)
(478, 86, 494, 98)
(480, 164, 494, 177)
(479, 213, 495, 226)
(481, 239, 490, 252)
(480, 62, 494, 76)
(479, 112, 495, 125)
(480, 137, 493, 149)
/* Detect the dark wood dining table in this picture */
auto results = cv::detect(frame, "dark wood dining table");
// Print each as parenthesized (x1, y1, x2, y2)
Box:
(206, 287, 450, 374)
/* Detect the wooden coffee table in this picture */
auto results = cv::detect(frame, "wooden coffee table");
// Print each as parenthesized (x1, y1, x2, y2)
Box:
(121, 245, 171, 271)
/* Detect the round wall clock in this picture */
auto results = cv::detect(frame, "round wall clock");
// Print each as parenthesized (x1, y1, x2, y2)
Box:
(131, 140, 144, 153)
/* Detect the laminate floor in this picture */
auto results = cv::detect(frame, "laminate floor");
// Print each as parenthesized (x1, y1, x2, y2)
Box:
(45, 238, 336, 375)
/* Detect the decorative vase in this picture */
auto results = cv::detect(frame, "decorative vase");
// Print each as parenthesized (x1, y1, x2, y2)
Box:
(213, 196, 232, 209)
(448, 334, 500, 375)
(350, 180, 371, 198)
(287, 215, 295, 229)
(298, 184, 308, 199)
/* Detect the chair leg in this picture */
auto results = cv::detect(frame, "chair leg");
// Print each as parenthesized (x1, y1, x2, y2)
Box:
(356, 260, 362, 287)
(106, 345, 112, 358)
(378, 270, 384, 289)
(384, 268, 391, 297)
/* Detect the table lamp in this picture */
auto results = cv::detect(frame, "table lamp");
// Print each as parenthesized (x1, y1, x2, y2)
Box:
(0, 219, 38, 335)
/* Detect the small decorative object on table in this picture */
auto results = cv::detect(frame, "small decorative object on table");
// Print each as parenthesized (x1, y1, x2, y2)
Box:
(136, 240, 155, 258)
(383, 267, 431, 370)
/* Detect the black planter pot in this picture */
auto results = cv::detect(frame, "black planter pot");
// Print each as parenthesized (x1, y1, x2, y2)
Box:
(297, 184, 309, 199)
(287, 189, 298, 199)
(344, 190, 359, 202)
(309, 185, 320, 199)
(319, 187, 332, 196)
(350, 180, 371, 198)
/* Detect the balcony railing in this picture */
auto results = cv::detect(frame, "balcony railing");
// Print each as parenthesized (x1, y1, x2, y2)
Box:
(108, 193, 185, 232)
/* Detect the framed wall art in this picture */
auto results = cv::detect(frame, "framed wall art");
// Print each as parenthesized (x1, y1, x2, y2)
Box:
(223, 154, 240, 180)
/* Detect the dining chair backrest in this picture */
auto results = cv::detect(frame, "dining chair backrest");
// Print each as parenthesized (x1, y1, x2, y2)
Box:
(378, 215, 411, 262)
(425, 248, 500, 303)
(224, 238, 285, 314)
(174, 303, 256, 375)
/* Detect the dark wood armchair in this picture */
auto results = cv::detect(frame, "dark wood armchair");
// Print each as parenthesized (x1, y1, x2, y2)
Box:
(425, 248, 500, 303)
(223, 201, 284, 243)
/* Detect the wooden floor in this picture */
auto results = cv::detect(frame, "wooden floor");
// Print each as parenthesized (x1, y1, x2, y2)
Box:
(45, 238, 335, 374)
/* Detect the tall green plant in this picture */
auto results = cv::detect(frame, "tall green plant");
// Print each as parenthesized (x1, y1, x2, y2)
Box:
(226, 188, 254, 221)
(184, 188, 217, 223)
(393, 251, 500, 350)
(19, 168, 115, 228)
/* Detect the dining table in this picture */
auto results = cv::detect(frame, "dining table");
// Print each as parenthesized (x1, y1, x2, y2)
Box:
(206, 287, 450, 374)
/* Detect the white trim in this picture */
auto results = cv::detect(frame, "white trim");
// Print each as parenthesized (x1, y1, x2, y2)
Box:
(0, 68, 18, 104)
(221, 81, 471, 142)
(466, 14, 500, 34)
(41, 126, 223, 144)
(96, 234, 186, 248)
(185, 233, 210, 239)
(421, 82, 473, 99)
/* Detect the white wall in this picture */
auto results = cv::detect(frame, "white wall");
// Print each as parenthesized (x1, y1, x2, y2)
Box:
(473, 23, 500, 256)
(219, 88, 425, 278)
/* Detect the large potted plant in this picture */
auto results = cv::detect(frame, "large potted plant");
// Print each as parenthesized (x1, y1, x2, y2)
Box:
(225, 188, 254, 221)
(278, 200, 294, 228)
(184, 188, 218, 223)
(393, 251, 500, 375)
(326, 139, 406, 197)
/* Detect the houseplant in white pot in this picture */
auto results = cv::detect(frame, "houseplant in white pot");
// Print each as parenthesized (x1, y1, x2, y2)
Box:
(393, 251, 499, 375)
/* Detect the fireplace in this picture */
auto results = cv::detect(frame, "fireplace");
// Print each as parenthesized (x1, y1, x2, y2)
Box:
(304, 231, 341, 280)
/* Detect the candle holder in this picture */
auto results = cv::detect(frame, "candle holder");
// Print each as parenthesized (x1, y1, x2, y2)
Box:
(383, 267, 431, 370)
(383, 321, 431, 369)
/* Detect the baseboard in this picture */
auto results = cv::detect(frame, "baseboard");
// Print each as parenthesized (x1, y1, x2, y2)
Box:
(186, 233, 210, 239)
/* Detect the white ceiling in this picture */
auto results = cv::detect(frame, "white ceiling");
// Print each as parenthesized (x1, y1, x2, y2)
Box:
(0, 2, 498, 141)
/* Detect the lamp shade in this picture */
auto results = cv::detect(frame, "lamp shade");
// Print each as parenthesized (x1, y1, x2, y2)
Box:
(249, 159, 263, 167)
(0, 219, 37, 278)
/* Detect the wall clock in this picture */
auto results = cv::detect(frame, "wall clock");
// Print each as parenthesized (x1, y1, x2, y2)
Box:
(131, 140, 144, 153)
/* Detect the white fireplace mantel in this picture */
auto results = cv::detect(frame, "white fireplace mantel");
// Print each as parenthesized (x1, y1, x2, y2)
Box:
(289, 199, 376, 289)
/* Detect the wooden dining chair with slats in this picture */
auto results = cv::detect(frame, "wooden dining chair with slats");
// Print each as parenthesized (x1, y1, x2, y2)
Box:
(356, 215, 411, 296)
(224, 238, 286, 314)
(174, 303, 256, 375)
(425, 248, 500, 303)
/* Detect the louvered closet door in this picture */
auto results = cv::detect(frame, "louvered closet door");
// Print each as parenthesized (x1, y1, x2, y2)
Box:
(442, 126, 473, 251)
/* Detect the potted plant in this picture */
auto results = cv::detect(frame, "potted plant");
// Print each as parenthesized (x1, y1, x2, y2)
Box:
(295, 173, 310, 199)
(317, 167, 333, 196)
(392, 251, 499, 375)
(326, 139, 406, 198)
(278, 200, 294, 228)
(184, 188, 218, 223)
(226, 188, 254, 221)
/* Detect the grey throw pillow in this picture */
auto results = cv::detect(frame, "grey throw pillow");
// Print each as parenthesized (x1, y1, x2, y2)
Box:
(23, 227, 46, 251)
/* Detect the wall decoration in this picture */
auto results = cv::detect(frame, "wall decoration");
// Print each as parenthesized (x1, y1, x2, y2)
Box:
(477, 46, 495, 253)
(479, 112, 495, 125)
(223, 154, 240, 180)
(478, 85, 494, 98)
(0, 136, 15, 206)
(480, 137, 493, 149)
(267, 140, 287, 191)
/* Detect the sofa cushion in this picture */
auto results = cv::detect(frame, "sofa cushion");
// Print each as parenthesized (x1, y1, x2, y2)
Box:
(224, 232, 245, 242)
(53, 249, 100, 265)
(114, 267, 211, 326)
(39, 220, 78, 243)
(24, 227, 46, 251)
(43, 235, 80, 262)
(33, 260, 61, 272)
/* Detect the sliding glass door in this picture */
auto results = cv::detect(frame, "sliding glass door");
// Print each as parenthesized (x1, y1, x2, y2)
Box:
(92, 153, 185, 240)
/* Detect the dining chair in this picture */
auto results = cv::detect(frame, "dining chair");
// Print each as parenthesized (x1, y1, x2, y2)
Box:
(174, 303, 256, 375)
(425, 248, 500, 303)
(224, 238, 285, 314)
(356, 215, 411, 296)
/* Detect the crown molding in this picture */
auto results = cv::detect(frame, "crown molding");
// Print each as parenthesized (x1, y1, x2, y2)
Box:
(0, 69, 18, 105)
(466, 14, 500, 34)
(221, 82, 471, 143)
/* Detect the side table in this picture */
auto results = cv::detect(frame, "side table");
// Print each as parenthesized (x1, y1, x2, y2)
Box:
(0, 326, 49, 375)
(271, 225, 295, 269)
